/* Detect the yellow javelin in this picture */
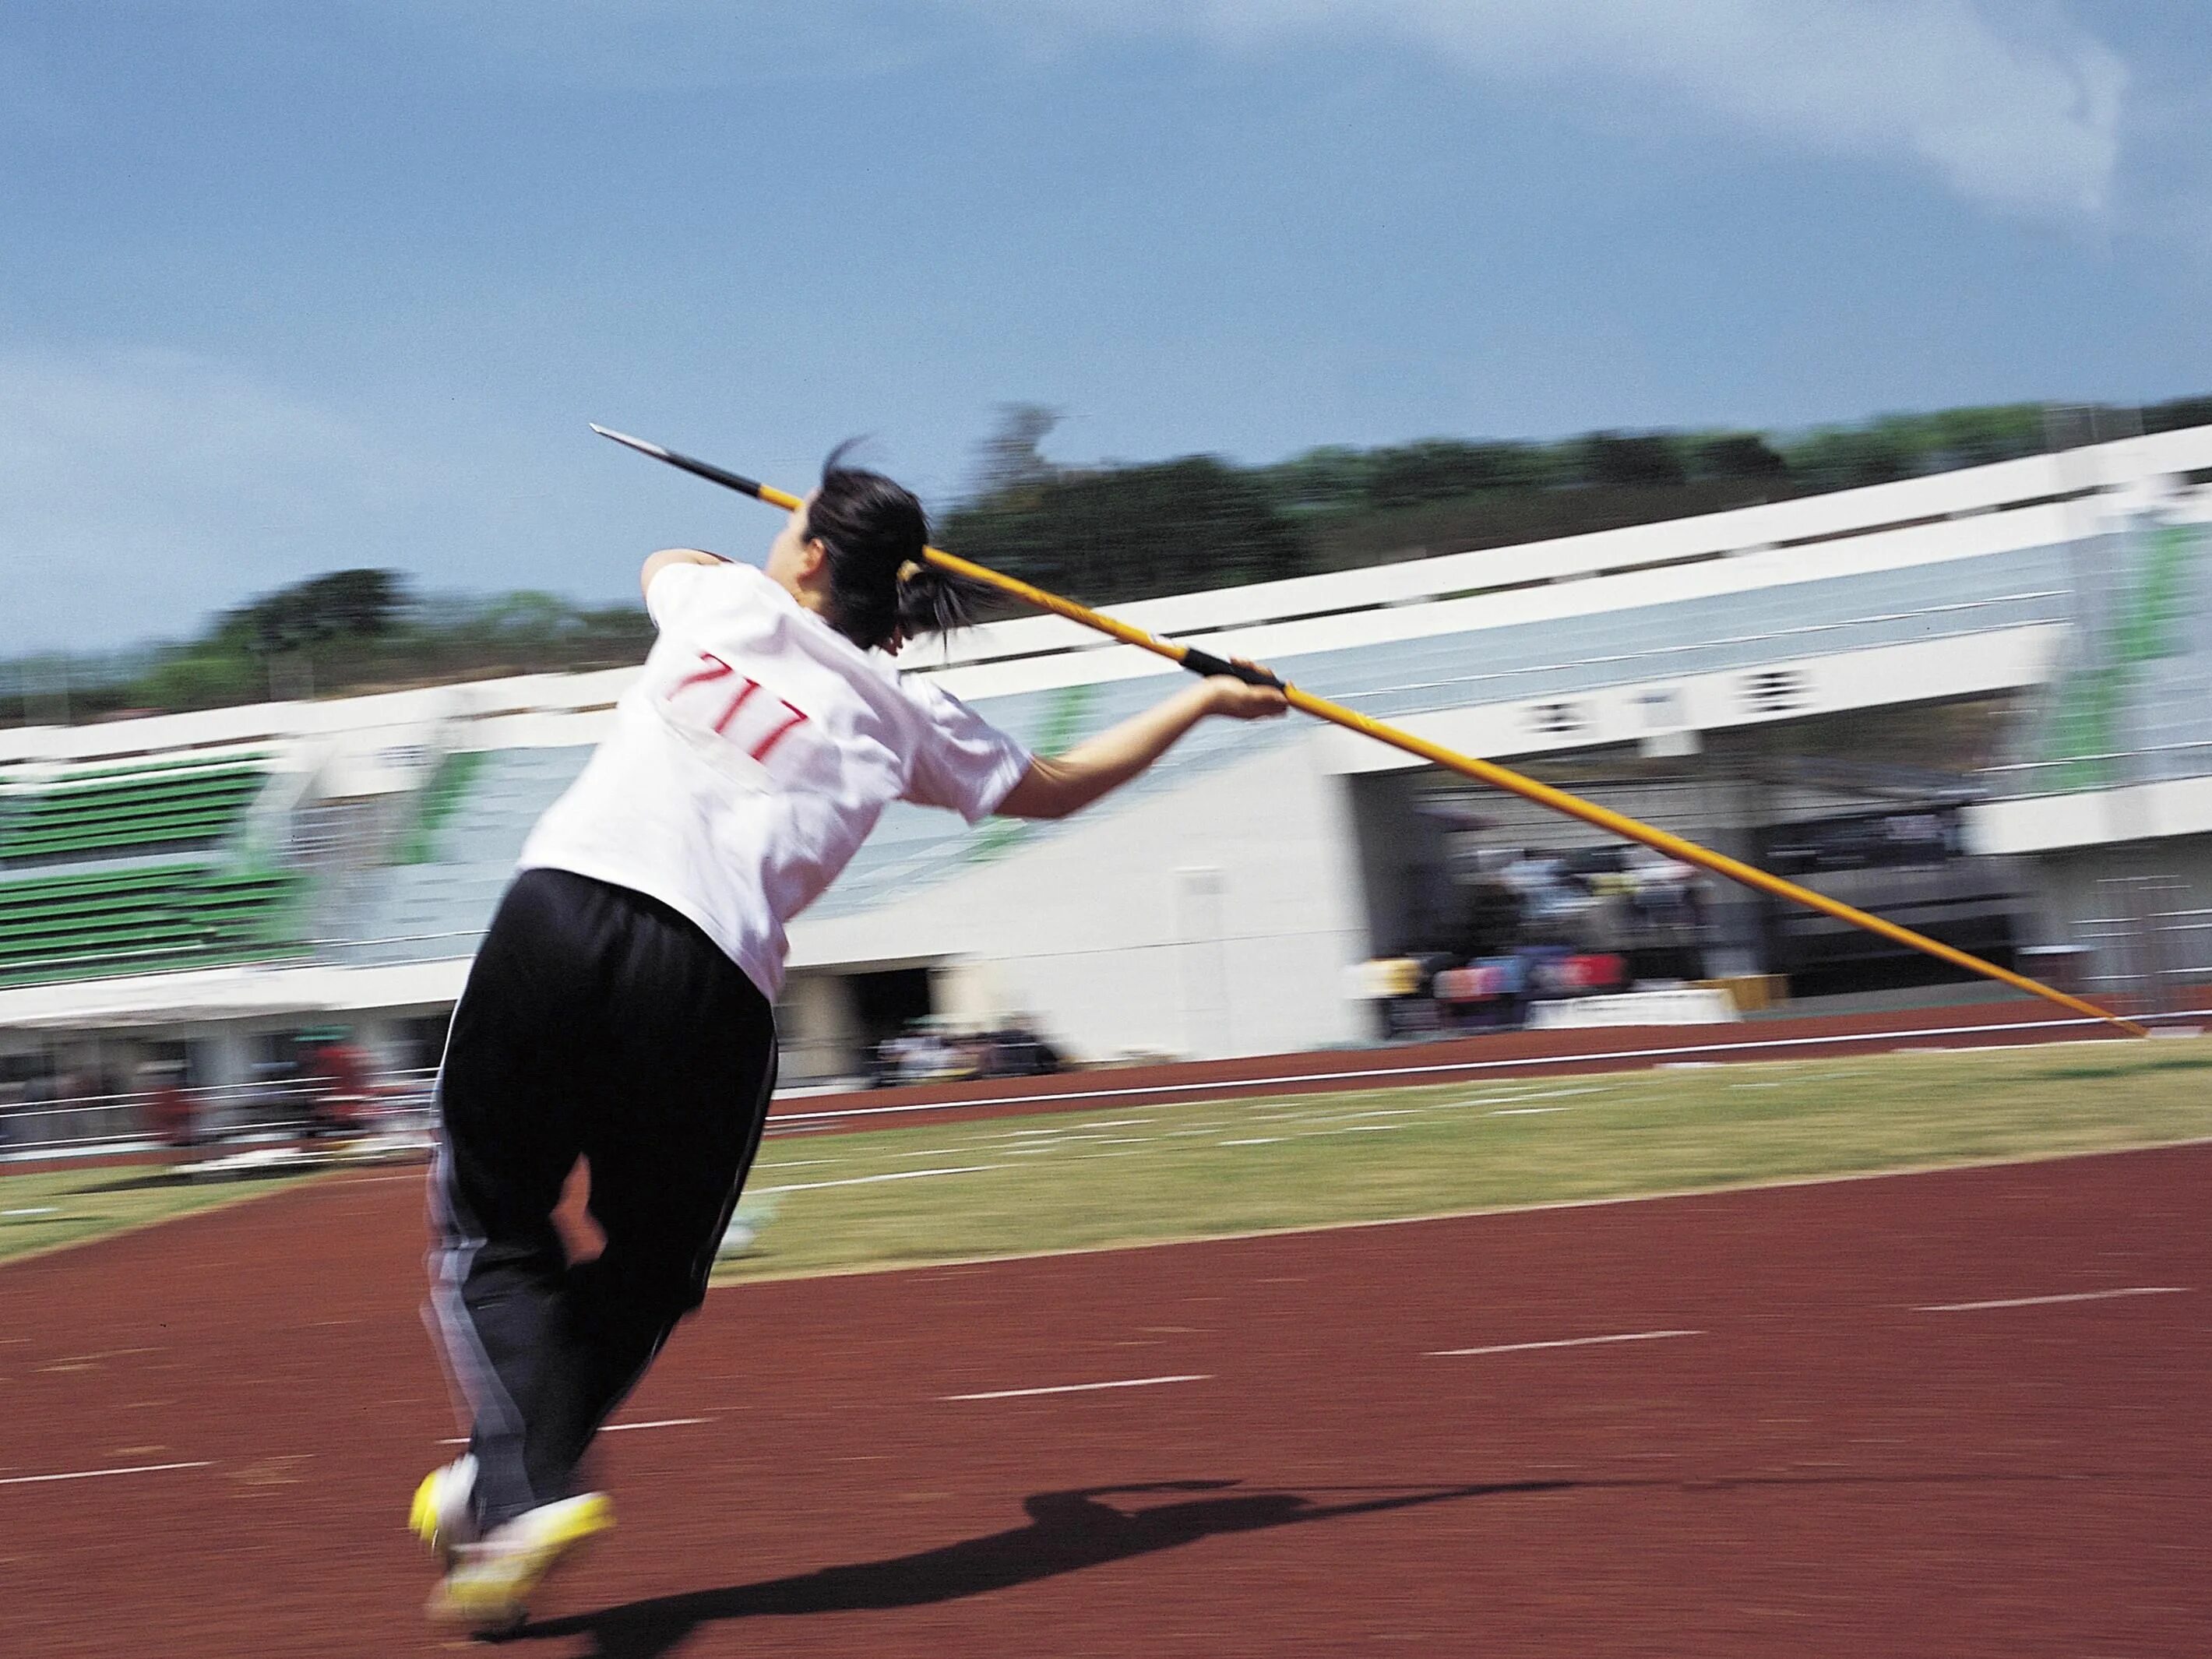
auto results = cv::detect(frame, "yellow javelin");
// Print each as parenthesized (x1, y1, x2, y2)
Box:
(590, 424, 2147, 1038)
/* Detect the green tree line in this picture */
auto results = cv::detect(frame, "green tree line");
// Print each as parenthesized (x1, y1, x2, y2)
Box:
(942, 396, 2212, 608)
(5, 575, 653, 728)
(8, 393, 2207, 726)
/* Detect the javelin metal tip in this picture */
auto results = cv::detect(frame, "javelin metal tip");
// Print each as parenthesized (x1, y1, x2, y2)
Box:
(590, 424, 668, 460)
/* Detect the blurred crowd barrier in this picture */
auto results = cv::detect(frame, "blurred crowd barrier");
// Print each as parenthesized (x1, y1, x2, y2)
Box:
(0, 1054, 439, 1165)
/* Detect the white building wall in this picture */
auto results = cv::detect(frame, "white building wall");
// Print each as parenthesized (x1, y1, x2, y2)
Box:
(786, 736, 1370, 1062)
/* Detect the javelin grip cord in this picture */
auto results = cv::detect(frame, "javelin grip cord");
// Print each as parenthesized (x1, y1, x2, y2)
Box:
(1175, 646, 1287, 689)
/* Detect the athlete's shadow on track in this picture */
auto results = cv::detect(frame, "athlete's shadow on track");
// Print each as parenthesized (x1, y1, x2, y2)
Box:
(507, 1478, 1538, 1657)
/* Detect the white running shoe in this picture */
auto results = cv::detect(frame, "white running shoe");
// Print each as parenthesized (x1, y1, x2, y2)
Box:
(408, 1455, 480, 1566)
(425, 1492, 615, 1633)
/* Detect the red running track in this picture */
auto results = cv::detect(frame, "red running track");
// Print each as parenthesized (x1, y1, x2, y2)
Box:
(1, 1145, 2206, 1657)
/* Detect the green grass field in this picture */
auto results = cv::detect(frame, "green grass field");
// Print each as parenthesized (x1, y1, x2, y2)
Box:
(0, 1037, 2204, 1278)
(712, 1036, 2212, 1282)
(0, 1161, 316, 1266)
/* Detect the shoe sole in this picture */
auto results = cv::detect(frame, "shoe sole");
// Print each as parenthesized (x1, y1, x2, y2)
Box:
(425, 1495, 614, 1634)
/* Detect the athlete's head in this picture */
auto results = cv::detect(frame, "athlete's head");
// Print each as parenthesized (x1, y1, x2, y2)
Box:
(767, 442, 976, 654)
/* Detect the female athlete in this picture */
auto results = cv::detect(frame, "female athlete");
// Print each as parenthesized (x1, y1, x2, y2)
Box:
(412, 446, 1287, 1628)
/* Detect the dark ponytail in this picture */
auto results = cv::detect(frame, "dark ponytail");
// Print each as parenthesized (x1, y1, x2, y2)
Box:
(809, 441, 981, 652)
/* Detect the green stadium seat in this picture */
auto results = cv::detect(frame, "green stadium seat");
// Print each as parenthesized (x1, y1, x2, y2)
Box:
(0, 859, 301, 986)
(0, 757, 272, 865)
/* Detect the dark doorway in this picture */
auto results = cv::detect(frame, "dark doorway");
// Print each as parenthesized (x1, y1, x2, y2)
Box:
(848, 966, 934, 1052)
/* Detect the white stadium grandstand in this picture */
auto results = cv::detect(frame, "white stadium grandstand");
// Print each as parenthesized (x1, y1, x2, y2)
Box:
(3, 424, 2209, 1147)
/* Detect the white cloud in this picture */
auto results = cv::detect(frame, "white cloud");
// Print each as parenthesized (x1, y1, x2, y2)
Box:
(0, 350, 410, 653)
(959, 0, 2128, 222)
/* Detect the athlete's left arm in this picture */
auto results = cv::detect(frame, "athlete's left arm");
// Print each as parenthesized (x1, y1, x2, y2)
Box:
(639, 547, 727, 601)
(995, 676, 1287, 821)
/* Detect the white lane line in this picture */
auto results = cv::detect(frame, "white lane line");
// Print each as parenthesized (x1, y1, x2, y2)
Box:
(0, 1459, 213, 1488)
(944, 1374, 1210, 1402)
(1431, 1329, 1702, 1358)
(752, 1165, 997, 1195)
(1919, 1286, 2191, 1313)
(1490, 1106, 1573, 1116)
(1219, 1137, 1282, 1147)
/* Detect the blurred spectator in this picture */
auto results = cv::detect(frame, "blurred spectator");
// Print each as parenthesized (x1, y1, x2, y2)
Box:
(979, 1021, 1063, 1078)
(142, 1064, 201, 1159)
(869, 1017, 1066, 1087)
(307, 1038, 372, 1138)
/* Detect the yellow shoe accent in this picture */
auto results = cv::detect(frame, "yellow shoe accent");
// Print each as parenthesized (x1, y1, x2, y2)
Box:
(409, 1456, 477, 1563)
(426, 1492, 613, 1633)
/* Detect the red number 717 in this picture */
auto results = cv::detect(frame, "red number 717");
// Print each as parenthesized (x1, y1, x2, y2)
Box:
(667, 652, 811, 763)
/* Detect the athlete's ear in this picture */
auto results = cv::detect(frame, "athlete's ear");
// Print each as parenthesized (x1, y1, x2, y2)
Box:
(798, 537, 830, 583)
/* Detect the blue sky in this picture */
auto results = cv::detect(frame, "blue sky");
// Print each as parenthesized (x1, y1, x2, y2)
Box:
(4, 1, 2207, 651)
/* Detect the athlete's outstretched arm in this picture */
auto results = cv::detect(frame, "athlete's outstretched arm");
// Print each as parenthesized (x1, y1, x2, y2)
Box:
(995, 676, 1287, 821)
(639, 547, 725, 599)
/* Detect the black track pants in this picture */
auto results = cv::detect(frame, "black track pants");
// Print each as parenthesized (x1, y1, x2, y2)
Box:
(425, 868, 777, 1528)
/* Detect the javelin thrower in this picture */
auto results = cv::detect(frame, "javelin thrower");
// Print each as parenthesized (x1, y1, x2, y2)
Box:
(411, 443, 1287, 1630)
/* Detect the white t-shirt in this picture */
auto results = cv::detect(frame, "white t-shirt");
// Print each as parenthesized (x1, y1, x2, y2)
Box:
(519, 561, 1031, 999)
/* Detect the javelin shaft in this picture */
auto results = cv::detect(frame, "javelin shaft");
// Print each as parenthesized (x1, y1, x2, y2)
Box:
(591, 424, 2147, 1037)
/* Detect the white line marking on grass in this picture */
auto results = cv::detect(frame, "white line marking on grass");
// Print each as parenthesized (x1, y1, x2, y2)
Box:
(1310, 1123, 1408, 1136)
(1442, 1086, 1605, 1111)
(1432, 1330, 1702, 1358)
(0, 1460, 213, 1487)
(1918, 1287, 2191, 1313)
(753, 1166, 998, 1195)
(2, 1206, 59, 1217)
(1219, 1137, 1282, 1147)
(944, 1374, 1210, 1401)
(1489, 1106, 1572, 1116)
